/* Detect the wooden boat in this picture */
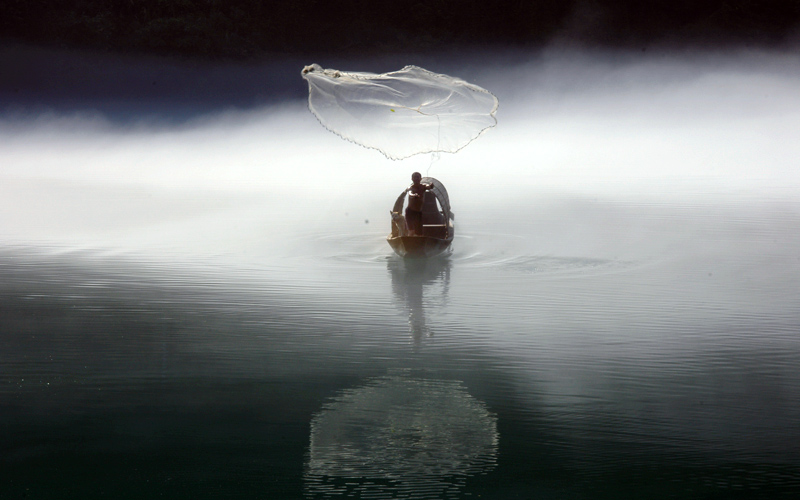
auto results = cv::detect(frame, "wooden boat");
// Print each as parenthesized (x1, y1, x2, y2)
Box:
(387, 177, 454, 258)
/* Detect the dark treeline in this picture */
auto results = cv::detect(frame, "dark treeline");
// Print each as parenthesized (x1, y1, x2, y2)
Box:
(1, 0, 798, 58)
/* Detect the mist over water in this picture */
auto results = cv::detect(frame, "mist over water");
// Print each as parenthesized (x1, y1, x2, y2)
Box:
(3, 47, 800, 498)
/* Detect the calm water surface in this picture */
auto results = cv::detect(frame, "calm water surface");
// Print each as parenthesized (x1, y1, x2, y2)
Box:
(2, 48, 800, 499)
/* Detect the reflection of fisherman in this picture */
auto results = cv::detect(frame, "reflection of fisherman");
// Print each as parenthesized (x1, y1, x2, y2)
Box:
(405, 172, 434, 236)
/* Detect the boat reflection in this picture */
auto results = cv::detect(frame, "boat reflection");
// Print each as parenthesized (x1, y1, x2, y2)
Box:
(304, 371, 498, 499)
(386, 256, 451, 348)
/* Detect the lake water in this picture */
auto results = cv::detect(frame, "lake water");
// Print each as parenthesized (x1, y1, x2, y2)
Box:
(2, 47, 800, 499)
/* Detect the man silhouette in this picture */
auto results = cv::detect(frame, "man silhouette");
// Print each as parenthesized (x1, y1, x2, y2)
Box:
(405, 172, 434, 236)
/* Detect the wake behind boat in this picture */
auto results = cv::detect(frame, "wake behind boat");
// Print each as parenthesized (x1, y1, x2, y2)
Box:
(388, 177, 454, 258)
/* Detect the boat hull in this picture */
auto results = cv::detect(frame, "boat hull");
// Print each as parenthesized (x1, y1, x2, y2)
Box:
(387, 235, 452, 258)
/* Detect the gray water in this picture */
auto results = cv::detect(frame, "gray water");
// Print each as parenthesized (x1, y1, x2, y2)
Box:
(2, 48, 800, 499)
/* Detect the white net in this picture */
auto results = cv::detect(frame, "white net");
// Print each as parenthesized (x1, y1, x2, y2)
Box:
(302, 64, 499, 160)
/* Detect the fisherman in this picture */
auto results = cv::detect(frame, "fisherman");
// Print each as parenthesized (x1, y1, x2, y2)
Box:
(405, 172, 434, 236)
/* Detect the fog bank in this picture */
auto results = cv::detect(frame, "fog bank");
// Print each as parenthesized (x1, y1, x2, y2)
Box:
(2, 47, 799, 257)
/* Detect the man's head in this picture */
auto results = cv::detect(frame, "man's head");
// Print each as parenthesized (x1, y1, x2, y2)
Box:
(411, 172, 422, 184)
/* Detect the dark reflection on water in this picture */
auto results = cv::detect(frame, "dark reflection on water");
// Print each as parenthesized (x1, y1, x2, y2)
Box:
(388, 257, 451, 348)
(302, 259, 499, 499)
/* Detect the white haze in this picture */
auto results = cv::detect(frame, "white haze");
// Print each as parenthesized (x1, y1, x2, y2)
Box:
(1, 47, 799, 261)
